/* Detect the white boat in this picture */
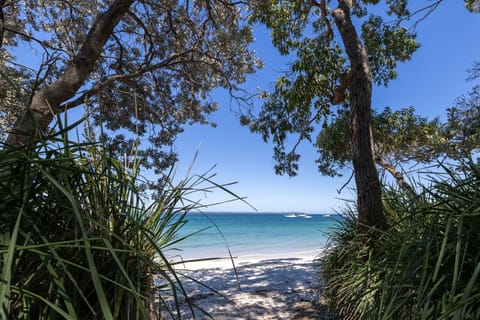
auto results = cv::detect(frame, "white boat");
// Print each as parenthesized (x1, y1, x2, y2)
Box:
(284, 213, 297, 218)
(298, 214, 312, 218)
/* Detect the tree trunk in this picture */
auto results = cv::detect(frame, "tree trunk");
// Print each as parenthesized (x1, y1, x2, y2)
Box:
(333, 0, 386, 233)
(0, 0, 5, 49)
(6, 0, 134, 148)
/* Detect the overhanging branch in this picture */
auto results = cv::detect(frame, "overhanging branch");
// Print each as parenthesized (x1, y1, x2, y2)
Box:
(8, 0, 135, 147)
(60, 49, 194, 110)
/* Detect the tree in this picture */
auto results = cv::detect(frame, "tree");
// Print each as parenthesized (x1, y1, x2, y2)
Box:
(1, 0, 260, 173)
(0, 57, 29, 141)
(315, 106, 444, 196)
(248, 0, 425, 233)
(444, 61, 480, 161)
(315, 62, 480, 195)
(249, 1, 478, 233)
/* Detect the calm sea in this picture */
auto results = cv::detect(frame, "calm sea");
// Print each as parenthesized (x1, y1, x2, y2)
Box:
(169, 213, 341, 260)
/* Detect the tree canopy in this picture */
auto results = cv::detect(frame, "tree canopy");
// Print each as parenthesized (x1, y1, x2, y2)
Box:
(248, 1, 478, 178)
(247, 0, 434, 177)
(444, 62, 480, 161)
(0, 0, 261, 173)
(247, 0, 477, 231)
(247, 0, 423, 231)
(316, 65, 480, 188)
(315, 106, 442, 169)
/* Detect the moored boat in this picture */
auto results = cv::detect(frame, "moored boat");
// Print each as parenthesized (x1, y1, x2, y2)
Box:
(298, 213, 312, 218)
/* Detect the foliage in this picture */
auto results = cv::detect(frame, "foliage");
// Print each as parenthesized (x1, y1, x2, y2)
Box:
(443, 61, 480, 161)
(247, 0, 421, 177)
(0, 50, 30, 139)
(315, 106, 444, 176)
(320, 163, 480, 319)
(1, 0, 260, 172)
(0, 118, 223, 319)
(465, 0, 480, 13)
(247, 1, 477, 180)
(315, 63, 480, 181)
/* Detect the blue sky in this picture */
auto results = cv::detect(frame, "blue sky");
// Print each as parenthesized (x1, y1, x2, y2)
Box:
(173, 2, 480, 213)
(10, 2, 478, 214)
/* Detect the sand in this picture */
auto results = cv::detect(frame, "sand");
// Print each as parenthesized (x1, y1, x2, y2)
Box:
(160, 252, 337, 320)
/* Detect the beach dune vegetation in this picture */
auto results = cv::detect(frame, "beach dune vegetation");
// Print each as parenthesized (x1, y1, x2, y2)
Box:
(0, 118, 221, 319)
(321, 162, 480, 319)
(319, 63, 480, 318)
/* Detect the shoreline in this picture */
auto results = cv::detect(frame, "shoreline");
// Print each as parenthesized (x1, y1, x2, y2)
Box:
(163, 251, 336, 320)
(172, 250, 324, 271)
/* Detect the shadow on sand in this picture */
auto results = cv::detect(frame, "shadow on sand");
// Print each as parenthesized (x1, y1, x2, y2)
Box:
(162, 258, 337, 320)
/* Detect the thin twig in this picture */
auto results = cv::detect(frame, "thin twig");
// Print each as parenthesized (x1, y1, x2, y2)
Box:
(337, 170, 354, 194)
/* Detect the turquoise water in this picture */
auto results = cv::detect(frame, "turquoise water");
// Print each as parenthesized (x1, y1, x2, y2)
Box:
(170, 213, 341, 260)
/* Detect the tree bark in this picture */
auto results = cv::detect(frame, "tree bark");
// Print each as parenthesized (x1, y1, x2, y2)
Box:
(6, 0, 135, 148)
(333, 0, 386, 233)
(0, 0, 5, 49)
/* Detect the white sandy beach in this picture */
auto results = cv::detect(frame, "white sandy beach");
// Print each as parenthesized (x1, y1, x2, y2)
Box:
(162, 252, 337, 320)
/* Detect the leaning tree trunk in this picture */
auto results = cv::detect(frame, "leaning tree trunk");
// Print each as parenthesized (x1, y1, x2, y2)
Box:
(6, 0, 134, 148)
(333, 0, 386, 234)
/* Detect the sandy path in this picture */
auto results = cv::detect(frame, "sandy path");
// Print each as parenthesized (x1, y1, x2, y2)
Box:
(161, 256, 337, 319)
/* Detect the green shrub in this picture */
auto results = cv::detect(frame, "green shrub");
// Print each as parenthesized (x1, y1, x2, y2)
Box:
(0, 119, 217, 319)
(321, 164, 480, 320)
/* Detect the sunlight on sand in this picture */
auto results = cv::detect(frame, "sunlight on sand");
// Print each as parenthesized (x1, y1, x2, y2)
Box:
(161, 252, 337, 320)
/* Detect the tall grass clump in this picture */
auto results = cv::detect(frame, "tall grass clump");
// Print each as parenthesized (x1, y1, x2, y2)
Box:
(321, 163, 480, 319)
(0, 118, 219, 319)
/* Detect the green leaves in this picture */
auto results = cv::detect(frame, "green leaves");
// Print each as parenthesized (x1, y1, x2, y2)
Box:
(465, 0, 480, 13)
(314, 106, 445, 178)
(443, 66, 480, 160)
(362, 15, 419, 86)
(249, 0, 310, 55)
(3, 0, 261, 173)
(249, 0, 423, 177)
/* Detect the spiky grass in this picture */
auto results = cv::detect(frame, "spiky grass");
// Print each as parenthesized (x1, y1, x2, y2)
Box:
(0, 118, 230, 319)
(321, 164, 480, 320)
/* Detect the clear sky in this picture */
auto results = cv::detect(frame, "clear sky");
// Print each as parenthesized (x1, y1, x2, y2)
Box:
(172, 2, 480, 213)
(10, 2, 479, 214)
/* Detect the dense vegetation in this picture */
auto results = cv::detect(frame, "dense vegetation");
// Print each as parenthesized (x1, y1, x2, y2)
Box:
(1, 0, 259, 174)
(248, 0, 477, 233)
(319, 60, 479, 319)
(321, 162, 480, 319)
(0, 119, 220, 319)
(1, 1, 479, 319)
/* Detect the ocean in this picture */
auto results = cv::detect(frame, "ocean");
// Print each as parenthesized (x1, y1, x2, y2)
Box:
(169, 213, 341, 260)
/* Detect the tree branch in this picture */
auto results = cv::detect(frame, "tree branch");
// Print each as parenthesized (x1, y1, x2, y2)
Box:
(330, 70, 352, 104)
(336, 170, 354, 194)
(3, 26, 62, 54)
(7, 0, 135, 147)
(312, 0, 334, 41)
(375, 156, 416, 197)
(408, 0, 443, 31)
(60, 49, 194, 110)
